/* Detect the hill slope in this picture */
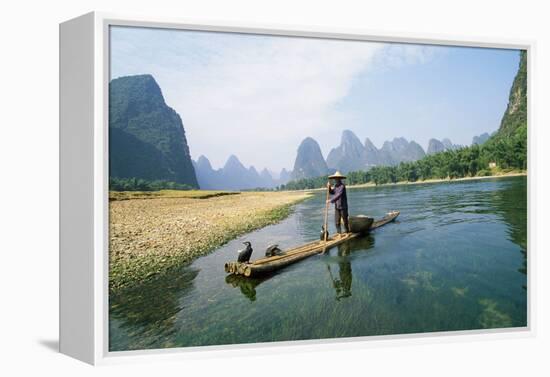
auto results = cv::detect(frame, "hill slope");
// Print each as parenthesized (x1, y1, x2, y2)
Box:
(496, 50, 527, 139)
(291, 137, 329, 180)
(109, 74, 198, 187)
(326, 130, 367, 173)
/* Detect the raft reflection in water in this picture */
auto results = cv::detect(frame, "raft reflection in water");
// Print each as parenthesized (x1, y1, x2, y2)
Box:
(225, 235, 376, 301)
(225, 274, 270, 301)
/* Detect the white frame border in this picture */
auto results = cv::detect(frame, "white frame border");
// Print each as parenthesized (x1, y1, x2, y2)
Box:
(68, 11, 536, 365)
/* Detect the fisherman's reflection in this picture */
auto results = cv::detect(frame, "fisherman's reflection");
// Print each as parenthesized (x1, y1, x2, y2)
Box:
(327, 242, 353, 300)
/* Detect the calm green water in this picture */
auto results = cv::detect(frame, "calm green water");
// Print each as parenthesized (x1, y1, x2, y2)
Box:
(109, 176, 527, 351)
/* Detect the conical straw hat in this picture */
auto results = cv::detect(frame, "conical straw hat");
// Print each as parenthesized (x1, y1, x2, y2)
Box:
(328, 171, 346, 179)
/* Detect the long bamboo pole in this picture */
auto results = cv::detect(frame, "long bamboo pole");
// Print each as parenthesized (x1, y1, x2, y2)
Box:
(323, 181, 330, 243)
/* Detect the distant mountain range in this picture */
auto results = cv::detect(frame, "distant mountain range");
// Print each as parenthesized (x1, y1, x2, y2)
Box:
(290, 130, 496, 179)
(427, 138, 462, 155)
(109, 74, 495, 190)
(326, 130, 367, 173)
(379, 137, 426, 165)
(193, 155, 290, 190)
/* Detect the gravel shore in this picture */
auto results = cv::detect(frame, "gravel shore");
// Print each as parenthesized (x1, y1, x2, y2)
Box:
(109, 191, 312, 291)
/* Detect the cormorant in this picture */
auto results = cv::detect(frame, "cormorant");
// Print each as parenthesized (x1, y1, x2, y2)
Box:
(237, 241, 253, 263)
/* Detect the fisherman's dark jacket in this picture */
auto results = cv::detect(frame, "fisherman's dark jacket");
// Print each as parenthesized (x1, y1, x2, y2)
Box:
(329, 182, 348, 210)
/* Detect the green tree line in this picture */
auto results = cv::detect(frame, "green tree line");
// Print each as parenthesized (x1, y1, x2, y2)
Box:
(110, 177, 195, 191)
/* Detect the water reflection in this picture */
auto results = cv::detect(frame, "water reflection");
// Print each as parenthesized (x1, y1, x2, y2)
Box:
(225, 274, 271, 301)
(326, 263, 352, 300)
(109, 266, 199, 350)
(488, 177, 527, 289)
(326, 236, 375, 301)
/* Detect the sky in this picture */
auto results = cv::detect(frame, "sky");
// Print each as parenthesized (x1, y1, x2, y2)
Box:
(110, 26, 521, 174)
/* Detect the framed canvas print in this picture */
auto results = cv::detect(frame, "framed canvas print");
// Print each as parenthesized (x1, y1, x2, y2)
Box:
(59, 12, 533, 365)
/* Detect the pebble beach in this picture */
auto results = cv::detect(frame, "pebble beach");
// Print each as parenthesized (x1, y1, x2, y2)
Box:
(109, 190, 312, 291)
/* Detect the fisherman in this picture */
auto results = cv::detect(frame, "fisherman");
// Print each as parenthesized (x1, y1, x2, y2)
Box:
(326, 171, 350, 236)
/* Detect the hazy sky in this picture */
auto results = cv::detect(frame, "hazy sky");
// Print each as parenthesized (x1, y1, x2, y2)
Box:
(110, 26, 520, 173)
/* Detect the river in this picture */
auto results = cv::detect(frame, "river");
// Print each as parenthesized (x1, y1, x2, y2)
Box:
(109, 176, 527, 351)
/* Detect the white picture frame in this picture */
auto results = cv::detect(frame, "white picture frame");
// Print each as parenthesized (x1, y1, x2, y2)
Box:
(59, 11, 535, 365)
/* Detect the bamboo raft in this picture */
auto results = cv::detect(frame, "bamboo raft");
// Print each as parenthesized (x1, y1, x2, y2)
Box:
(225, 210, 400, 278)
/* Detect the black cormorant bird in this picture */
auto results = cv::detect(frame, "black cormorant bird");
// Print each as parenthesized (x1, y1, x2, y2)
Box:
(265, 244, 283, 257)
(237, 241, 253, 263)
